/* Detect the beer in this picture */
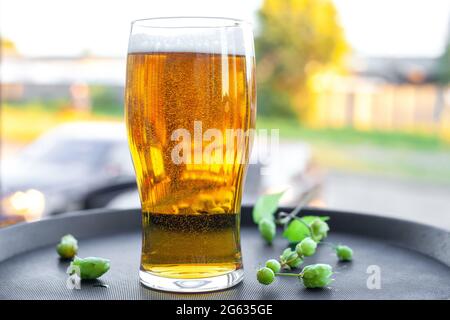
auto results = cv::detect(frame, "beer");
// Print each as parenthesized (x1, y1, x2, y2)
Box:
(125, 17, 255, 291)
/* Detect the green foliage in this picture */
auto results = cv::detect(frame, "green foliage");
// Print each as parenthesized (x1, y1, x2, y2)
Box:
(90, 86, 123, 116)
(282, 215, 328, 243)
(253, 192, 353, 290)
(252, 191, 285, 224)
(283, 219, 310, 243)
(257, 84, 296, 118)
(300, 216, 330, 224)
(437, 42, 450, 84)
(255, 0, 348, 119)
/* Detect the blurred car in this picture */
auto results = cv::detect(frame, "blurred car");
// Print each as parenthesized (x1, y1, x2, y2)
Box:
(1, 122, 136, 221)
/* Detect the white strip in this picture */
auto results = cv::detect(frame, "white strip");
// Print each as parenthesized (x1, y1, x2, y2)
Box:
(128, 27, 254, 56)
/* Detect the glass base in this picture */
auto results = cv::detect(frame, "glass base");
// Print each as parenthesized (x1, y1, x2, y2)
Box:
(139, 268, 244, 293)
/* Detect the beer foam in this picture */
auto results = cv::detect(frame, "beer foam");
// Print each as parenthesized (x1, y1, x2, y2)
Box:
(128, 26, 254, 56)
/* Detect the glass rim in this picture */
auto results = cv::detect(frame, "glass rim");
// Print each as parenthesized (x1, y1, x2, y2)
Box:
(131, 16, 252, 29)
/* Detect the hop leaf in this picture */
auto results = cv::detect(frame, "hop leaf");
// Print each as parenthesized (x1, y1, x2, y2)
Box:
(252, 191, 285, 224)
(282, 220, 310, 243)
(282, 216, 329, 244)
(301, 216, 330, 224)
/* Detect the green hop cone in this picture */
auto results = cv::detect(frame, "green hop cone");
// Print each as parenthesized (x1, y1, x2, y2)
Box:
(310, 219, 329, 242)
(256, 267, 275, 285)
(280, 247, 293, 261)
(258, 218, 276, 244)
(265, 259, 281, 273)
(295, 237, 317, 257)
(289, 256, 303, 269)
(56, 234, 78, 259)
(300, 264, 333, 288)
(279, 248, 303, 270)
(68, 256, 110, 280)
(336, 245, 353, 261)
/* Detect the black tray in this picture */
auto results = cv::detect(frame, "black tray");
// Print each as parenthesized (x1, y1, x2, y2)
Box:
(0, 206, 449, 300)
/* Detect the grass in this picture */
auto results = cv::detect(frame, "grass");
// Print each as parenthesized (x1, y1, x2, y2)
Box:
(311, 143, 450, 184)
(257, 116, 450, 185)
(257, 117, 450, 151)
(1, 103, 122, 143)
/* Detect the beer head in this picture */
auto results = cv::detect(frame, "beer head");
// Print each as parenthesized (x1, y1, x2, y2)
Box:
(128, 17, 254, 56)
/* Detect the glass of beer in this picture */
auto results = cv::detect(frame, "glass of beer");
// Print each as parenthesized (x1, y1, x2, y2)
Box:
(125, 17, 256, 292)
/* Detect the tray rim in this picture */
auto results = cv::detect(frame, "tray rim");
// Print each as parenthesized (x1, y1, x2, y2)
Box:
(0, 206, 449, 267)
(5, 205, 450, 233)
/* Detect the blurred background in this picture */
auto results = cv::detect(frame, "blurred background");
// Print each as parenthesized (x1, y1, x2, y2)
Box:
(1, 0, 449, 228)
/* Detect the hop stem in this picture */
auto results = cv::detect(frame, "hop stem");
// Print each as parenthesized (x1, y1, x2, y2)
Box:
(275, 273, 300, 277)
(277, 191, 316, 225)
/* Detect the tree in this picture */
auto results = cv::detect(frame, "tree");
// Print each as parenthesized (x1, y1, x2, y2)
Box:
(256, 0, 348, 121)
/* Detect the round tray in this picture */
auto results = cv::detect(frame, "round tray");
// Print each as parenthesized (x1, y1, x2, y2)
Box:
(0, 206, 449, 300)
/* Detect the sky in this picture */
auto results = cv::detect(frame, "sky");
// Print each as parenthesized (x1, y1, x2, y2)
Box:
(0, 0, 449, 58)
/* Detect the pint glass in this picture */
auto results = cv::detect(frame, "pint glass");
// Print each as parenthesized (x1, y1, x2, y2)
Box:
(125, 17, 256, 292)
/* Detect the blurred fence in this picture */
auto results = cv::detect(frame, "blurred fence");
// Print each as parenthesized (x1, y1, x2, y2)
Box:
(311, 74, 450, 141)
